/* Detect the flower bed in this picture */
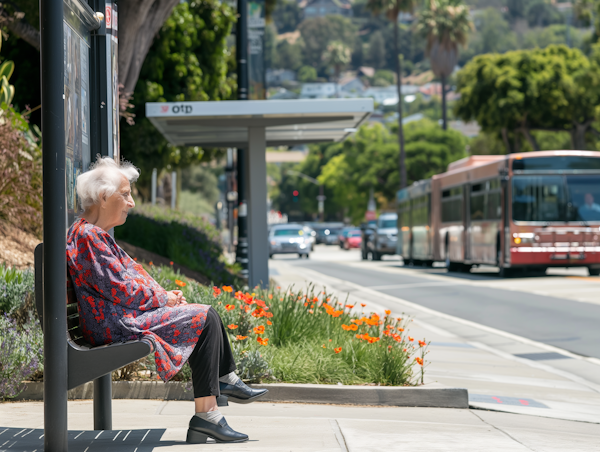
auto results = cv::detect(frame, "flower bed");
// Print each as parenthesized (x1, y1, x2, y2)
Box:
(148, 264, 429, 386)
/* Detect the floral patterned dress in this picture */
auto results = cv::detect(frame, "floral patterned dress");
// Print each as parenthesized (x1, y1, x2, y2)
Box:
(66, 218, 210, 381)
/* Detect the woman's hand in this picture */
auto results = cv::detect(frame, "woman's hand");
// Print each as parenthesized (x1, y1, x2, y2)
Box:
(167, 290, 187, 307)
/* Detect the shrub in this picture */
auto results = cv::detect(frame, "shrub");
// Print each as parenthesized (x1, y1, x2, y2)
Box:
(115, 204, 240, 286)
(0, 263, 34, 315)
(0, 314, 44, 399)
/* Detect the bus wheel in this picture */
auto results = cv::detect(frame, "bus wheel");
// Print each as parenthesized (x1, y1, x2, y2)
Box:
(448, 262, 461, 272)
(373, 251, 381, 261)
(499, 266, 513, 278)
(412, 259, 422, 267)
(425, 260, 434, 268)
(460, 264, 472, 273)
(589, 267, 600, 276)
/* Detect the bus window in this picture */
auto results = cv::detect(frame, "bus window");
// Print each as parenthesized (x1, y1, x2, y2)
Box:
(471, 180, 501, 221)
(566, 175, 600, 222)
(442, 186, 463, 223)
(512, 176, 567, 222)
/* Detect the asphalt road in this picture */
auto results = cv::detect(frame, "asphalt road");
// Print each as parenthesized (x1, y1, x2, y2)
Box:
(272, 246, 600, 360)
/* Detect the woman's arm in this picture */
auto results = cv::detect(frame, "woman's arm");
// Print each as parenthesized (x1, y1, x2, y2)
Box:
(71, 228, 169, 311)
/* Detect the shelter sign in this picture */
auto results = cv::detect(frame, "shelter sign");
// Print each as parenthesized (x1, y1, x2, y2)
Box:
(63, 0, 98, 225)
(248, 0, 265, 100)
(105, 2, 119, 161)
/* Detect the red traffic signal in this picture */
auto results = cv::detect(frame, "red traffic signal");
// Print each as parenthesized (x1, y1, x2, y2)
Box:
(293, 190, 299, 196)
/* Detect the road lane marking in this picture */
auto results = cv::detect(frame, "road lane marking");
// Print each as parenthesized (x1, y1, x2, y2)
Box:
(367, 281, 460, 290)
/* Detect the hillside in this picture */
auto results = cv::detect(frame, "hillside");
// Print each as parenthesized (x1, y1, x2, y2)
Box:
(0, 220, 38, 269)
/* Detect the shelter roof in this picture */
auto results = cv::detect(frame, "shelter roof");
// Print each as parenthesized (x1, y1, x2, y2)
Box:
(145, 99, 373, 148)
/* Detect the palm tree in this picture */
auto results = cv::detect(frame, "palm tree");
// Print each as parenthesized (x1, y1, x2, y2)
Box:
(322, 41, 352, 82)
(417, 0, 473, 130)
(365, 0, 417, 190)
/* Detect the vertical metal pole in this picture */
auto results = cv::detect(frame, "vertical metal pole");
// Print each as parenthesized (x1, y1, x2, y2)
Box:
(151, 168, 157, 205)
(246, 127, 269, 288)
(236, 0, 250, 280)
(171, 171, 177, 209)
(41, 0, 68, 449)
(93, 374, 112, 430)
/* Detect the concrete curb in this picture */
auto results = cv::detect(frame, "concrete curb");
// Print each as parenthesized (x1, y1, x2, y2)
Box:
(13, 381, 468, 408)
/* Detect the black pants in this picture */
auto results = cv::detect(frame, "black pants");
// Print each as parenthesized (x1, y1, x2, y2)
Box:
(187, 306, 237, 398)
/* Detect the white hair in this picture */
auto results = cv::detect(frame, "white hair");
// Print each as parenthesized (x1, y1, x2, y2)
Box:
(77, 156, 139, 211)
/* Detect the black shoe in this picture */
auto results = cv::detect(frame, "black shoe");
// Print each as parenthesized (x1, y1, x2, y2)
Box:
(186, 415, 248, 444)
(219, 380, 269, 404)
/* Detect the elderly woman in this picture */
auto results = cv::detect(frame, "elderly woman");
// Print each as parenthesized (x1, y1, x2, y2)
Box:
(66, 156, 266, 444)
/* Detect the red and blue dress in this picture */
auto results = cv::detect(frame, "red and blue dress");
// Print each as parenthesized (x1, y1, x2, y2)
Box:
(66, 218, 210, 382)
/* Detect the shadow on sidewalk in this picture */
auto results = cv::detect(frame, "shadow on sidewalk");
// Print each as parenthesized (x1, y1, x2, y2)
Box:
(0, 427, 180, 451)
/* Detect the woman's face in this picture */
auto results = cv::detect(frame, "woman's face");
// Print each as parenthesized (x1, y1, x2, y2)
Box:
(102, 175, 135, 229)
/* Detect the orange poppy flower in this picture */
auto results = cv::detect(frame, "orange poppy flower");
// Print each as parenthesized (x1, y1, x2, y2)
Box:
(268, 294, 273, 300)
(267, 320, 272, 325)
(398, 328, 404, 332)
(253, 325, 265, 335)
(236, 335, 248, 340)
(308, 309, 314, 314)
(385, 309, 391, 315)
(415, 357, 424, 366)
(213, 286, 222, 297)
(149, 261, 153, 266)
(256, 337, 269, 346)
(222, 285, 233, 293)
(175, 280, 186, 288)
(360, 303, 366, 307)
(345, 305, 354, 309)
(134, 257, 138, 261)
(169, 261, 174, 266)
(322, 344, 326, 348)
(334, 347, 342, 354)
(225, 304, 236, 311)
(403, 348, 407, 352)
(408, 336, 414, 342)
(227, 324, 238, 330)
(418, 340, 426, 347)
(349, 324, 358, 331)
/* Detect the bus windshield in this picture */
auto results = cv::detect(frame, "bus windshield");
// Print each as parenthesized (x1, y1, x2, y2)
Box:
(513, 175, 600, 223)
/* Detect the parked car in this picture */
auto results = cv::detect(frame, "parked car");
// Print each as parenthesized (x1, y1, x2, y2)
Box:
(314, 223, 344, 245)
(343, 229, 362, 250)
(269, 224, 311, 258)
(363, 213, 398, 260)
(338, 226, 355, 249)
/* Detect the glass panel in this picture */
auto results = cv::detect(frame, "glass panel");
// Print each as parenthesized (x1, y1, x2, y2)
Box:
(512, 176, 567, 222)
(513, 156, 600, 172)
(442, 199, 463, 223)
(566, 175, 600, 222)
(379, 219, 397, 228)
(470, 194, 485, 220)
(273, 229, 303, 236)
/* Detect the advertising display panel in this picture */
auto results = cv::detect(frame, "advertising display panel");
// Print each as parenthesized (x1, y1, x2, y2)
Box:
(63, 0, 97, 226)
(248, 0, 266, 100)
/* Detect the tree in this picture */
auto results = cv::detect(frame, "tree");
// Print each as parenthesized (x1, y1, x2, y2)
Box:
(364, 0, 418, 190)
(455, 45, 600, 152)
(525, 1, 563, 28)
(316, 121, 466, 223)
(368, 31, 386, 69)
(322, 41, 352, 81)
(297, 66, 318, 82)
(417, 0, 474, 131)
(271, 0, 302, 33)
(120, 0, 236, 199)
(275, 40, 304, 71)
(298, 15, 357, 72)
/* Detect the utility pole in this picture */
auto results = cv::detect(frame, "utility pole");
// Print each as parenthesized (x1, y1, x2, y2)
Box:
(236, 0, 249, 280)
(286, 170, 325, 221)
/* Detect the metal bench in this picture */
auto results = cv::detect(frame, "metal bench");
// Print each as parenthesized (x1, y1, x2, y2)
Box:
(34, 243, 155, 428)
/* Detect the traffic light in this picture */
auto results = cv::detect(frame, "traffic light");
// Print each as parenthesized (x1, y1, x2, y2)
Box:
(292, 190, 299, 202)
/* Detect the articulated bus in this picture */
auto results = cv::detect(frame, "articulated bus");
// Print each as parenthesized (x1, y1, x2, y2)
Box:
(397, 151, 600, 276)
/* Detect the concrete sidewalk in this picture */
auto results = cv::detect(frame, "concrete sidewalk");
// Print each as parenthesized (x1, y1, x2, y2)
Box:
(2, 399, 600, 451)
(269, 259, 600, 425)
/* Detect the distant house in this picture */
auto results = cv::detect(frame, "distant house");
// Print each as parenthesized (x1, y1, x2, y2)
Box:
(363, 85, 419, 105)
(303, 0, 352, 18)
(266, 69, 297, 87)
(299, 83, 339, 99)
(268, 88, 299, 100)
(339, 76, 365, 96)
(419, 82, 460, 101)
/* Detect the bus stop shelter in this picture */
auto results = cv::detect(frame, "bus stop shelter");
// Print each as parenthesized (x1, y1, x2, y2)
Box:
(146, 99, 373, 287)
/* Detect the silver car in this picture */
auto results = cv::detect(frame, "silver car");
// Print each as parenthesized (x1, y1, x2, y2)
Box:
(269, 224, 311, 259)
